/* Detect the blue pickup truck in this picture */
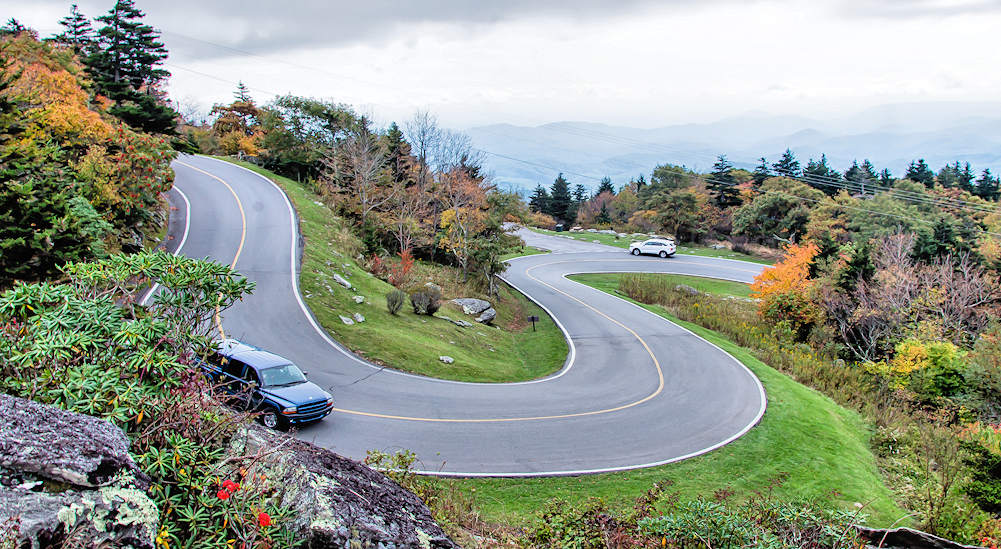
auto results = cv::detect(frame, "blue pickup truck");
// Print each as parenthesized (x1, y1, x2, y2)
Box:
(197, 339, 334, 430)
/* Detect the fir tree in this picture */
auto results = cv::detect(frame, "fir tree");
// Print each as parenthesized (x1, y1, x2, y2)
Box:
(959, 162, 976, 193)
(572, 183, 588, 204)
(87, 0, 176, 133)
(879, 168, 894, 185)
(596, 202, 612, 225)
(234, 81, 251, 103)
(635, 174, 647, 190)
(548, 173, 575, 222)
(528, 185, 550, 214)
(708, 154, 742, 208)
(772, 148, 801, 177)
(0, 18, 30, 38)
(752, 156, 770, 189)
(55, 5, 94, 53)
(384, 122, 412, 185)
(905, 158, 935, 188)
(844, 159, 877, 196)
(596, 176, 615, 196)
(804, 154, 840, 194)
(976, 169, 1000, 201)
(936, 162, 961, 188)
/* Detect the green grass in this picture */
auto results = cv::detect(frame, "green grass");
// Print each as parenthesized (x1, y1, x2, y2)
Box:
(572, 273, 752, 298)
(531, 227, 774, 264)
(499, 246, 549, 262)
(211, 157, 568, 383)
(456, 274, 905, 528)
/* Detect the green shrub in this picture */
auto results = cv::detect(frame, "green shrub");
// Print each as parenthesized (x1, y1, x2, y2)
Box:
(386, 289, 406, 315)
(410, 285, 441, 316)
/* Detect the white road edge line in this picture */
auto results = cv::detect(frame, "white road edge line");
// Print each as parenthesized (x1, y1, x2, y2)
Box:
(139, 185, 191, 306)
(194, 156, 768, 477)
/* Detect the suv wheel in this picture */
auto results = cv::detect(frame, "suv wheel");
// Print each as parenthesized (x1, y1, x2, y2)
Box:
(659, 251, 668, 258)
(260, 408, 288, 431)
(631, 248, 640, 256)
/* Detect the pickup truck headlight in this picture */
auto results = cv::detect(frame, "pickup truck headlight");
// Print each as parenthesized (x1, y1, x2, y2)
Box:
(281, 406, 297, 415)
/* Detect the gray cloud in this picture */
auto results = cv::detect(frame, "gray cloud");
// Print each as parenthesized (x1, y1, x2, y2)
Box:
(25, 0, 719, 59)
(838, 0, 1001, 18)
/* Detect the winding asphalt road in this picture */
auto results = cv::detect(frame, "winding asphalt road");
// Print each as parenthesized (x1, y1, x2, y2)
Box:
(167, 155, 767, 476)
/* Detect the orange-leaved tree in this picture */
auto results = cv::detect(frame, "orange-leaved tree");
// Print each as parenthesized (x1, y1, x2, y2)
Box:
(750, 241, 823, 339)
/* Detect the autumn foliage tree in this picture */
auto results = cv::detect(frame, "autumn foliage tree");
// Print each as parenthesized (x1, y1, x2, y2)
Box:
(751, 241, 823, 338)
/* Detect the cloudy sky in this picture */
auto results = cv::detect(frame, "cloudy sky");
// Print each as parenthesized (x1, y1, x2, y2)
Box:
(12, 0, 1001, 129)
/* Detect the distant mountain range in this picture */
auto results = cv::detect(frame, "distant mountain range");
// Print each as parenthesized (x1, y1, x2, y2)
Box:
(467, 102, 1001, 194)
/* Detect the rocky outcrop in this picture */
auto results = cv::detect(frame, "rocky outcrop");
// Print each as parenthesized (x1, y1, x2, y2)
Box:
(227, 426, 458, 549)
(475, 308, 496, 324)
(450, 298, 491, 316)
(856, 526, 984, 549)
(0, 394, 158, 549)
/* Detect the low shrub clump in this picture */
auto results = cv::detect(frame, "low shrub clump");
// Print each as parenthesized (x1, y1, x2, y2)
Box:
(386, 289, 406, 315)
(410, 284, 442, 316)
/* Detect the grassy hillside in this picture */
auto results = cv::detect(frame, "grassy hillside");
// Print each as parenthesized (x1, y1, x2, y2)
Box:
(214, 157, 567, 383)
(457, 274, 905, 528)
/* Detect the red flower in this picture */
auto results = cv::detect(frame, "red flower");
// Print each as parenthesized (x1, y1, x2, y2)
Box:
(216, 489, 230, 500)
(257, 512, 272, 527)
(222, 480, 240, 492)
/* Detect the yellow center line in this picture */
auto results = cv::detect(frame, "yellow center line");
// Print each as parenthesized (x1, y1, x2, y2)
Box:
(181, 162, 668, 423)
(331, 261, 666, 422)
(175, 160, 247, 339)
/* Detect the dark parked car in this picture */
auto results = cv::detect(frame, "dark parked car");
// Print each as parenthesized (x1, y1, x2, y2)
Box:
(197, 339, 333, 429)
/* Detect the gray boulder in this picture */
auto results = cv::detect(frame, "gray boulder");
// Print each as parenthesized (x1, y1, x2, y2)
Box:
(476, 308, 497, 324)
(339, 315, 355, 326)
(856, 526, 983, 549)
(0, 394, 158, 549)
(439, 356, 455, 364)
(674, 284, 701, 296)
(226, 426, 458, 548)
(352, 313, 365, 323)
(0, 394, 141, 488)
(353, 295, 365, 304)
(451, 298, 491, 316)
(332, 273, 352, 289)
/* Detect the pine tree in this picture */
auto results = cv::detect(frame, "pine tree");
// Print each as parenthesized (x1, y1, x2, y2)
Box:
(708, 154, 741, 208)
(87, 0, 176, 133)
(804, 154, 840, 194)
(879, 169, 894, 185)
(55, 5, 94, 53)
(772, 149, 801, 177)
(528, 185, 550, 213)
(844, 159, 877, 196)
(936, 162, 961, 188)
(905, 158, 935, 188)
(596, 176, 615, 196)
(0, 18, 29, 38)
(384, 122, 412, 185)
(752, 157, 770, 189)
(234, 81, 251, 103)
(636, 174, 647, 190)
(976, 169, 1000, 201)
(572, 183, 587, 205)
(596, 202, 612, 225)
(959, 162, 976, 193)
(548, 173, 575, 222)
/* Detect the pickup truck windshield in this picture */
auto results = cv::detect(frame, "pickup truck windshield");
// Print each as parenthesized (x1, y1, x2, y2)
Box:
(260, 363, 307, 387)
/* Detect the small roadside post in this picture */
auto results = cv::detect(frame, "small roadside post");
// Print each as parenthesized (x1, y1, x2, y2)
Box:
(527, 315, 539, 332)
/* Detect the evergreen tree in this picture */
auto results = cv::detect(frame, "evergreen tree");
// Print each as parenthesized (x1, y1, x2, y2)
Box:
(528, 184, 550, 214)
(636, 174, 647, 190)
(234, 81, 251, 103)
(976, 169, 1000, 201)
(879, 168, 894, 185)
(55, 5, 94, 53)
(804, 154, 840, 194)
(383, 122, 412, 185)
(959, 162, 976, 193)
(708, 154, 742, 208)
(572, 183, 588, 205)
(772, 148, 801, 177)
(0, 18, 30, 38)
(844, 159, 877, 196)
(936, 161, 962, 188)
(905, 158, 935, 188)
(87, 0, 176, 133)
(548, 173, 575, 222)
(595, 202, 612, 225)
(752, 156, 770, 189)
(596, 176, 615, 196)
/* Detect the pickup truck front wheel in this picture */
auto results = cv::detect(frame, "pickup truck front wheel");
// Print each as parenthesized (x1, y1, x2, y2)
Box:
(260, 408, 289, 431)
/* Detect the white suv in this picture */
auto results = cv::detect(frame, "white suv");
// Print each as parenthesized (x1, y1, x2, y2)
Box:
(629, 238, 676, 258)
